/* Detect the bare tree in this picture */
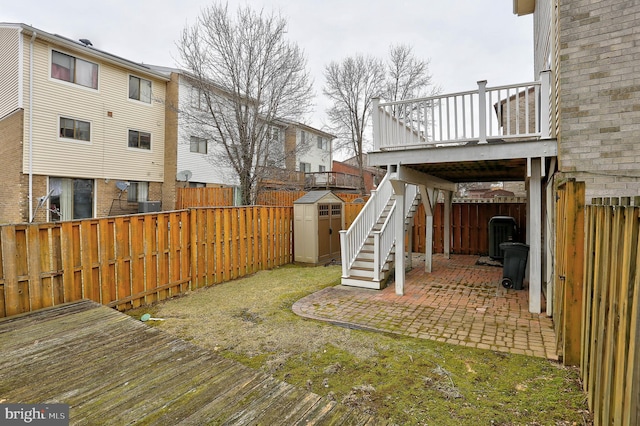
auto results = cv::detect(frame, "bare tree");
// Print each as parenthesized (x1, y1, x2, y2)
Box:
(383, 44, 440, 106)
(324, 46, 438, 193)
(323, 55, 385, 194)
(178, 3, 314, 205)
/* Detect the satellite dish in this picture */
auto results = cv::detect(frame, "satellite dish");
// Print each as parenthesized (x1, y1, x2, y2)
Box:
(176, 170, 193, 182)
(116, 181, 130, 191)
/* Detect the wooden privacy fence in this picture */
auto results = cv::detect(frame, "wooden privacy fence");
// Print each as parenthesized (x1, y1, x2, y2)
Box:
(256, 190, 369, 207)
(0, 207, 292, 318)
(579, 194, 640, 426)
(176, 187, 235, 209)
(256, 190, 306, 207)
(412, 201, 527, 255)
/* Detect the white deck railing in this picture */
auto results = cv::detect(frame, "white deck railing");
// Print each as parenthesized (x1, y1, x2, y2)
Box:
(340, 173, 393, 278)
(373, 71, 552, 150)
(373, 201, 396, 282)
(371, 183, 419, 282)
(340, 175, 420, 281)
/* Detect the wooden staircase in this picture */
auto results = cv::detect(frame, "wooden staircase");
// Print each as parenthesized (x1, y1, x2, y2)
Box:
(340, 186, 421, 289)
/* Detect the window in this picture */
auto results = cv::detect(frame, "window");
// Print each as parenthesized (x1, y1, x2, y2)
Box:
(299, 162, 311, 173)
(60, 117, 90, 141)
(300, 130, 306, 145)
(51, 50, 98, 89)
(319, 165, 326, 172)
(129, 75, 152, 103)
(270, 127, 281, 142)
(316, 136, 328, 151)
(49, 177, 94, 221)
(190, 136, 207, 154)
(128, 130, 151, 150)
(190, 86, 207, 110)
(128, 181, 149, 202)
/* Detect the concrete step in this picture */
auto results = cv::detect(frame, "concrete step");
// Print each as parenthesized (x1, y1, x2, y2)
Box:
(340, 276, 387, 290)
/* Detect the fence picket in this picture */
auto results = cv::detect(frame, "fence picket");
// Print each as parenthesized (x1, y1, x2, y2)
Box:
(27, 226, 42, 311)
(239, 208, 247, 278)
(2, 227, 20, 316)
(612, 204, 638, 424)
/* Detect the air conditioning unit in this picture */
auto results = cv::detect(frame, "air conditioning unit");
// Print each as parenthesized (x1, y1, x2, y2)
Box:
(138, 201, 162, 213)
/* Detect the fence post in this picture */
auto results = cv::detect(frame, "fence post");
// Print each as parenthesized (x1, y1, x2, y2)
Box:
(477, 80, 488, 144)
(562, 180, 585, 365)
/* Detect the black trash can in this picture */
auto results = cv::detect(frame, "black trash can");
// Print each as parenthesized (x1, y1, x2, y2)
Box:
(488, 216, 517, 260)
(499, 242, 529, 290)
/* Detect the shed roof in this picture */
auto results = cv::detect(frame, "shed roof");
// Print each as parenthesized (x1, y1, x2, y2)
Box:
(293, 190, 343, 204)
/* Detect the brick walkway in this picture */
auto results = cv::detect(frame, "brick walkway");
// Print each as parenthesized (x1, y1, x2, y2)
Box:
(293, 254, 558, 360)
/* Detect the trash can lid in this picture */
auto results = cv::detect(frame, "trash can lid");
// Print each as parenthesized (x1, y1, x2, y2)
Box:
(490, 216, 516, 222)
(499, 242, 530, 250)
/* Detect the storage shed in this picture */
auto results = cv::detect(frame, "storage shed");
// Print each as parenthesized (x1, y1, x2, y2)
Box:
(293, 191, 345, 265)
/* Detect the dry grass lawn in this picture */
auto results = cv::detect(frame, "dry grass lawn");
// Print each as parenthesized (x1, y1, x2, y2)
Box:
(126, 264, 591, 425)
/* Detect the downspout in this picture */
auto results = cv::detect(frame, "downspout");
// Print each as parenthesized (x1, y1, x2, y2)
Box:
(28, 31, 36, 222)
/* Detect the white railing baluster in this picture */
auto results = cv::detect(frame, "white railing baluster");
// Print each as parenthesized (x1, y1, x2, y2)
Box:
(525, 85, 530, 134)
(471, 93, 475, 137)
(506, 88, 511, 136)
(340, 172, 393, 277)
(461, 94, 466, 139)
(374, 77, 548, 149)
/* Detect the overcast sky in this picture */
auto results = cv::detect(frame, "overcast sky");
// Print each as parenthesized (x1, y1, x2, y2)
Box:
(3, 1, 533, 130)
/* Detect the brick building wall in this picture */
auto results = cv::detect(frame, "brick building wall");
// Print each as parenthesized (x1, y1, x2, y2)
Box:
(162, 72, 179, 211)
(284, 127, 297, 171)
(0, 109, 27, 224)
(558, 0, 640, 199)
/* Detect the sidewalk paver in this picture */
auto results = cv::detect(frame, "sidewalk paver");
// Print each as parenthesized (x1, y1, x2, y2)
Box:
(293, 254, 557, 360)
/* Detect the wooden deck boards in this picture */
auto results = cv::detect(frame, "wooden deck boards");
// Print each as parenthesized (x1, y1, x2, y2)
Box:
(0, 300, 382, 425)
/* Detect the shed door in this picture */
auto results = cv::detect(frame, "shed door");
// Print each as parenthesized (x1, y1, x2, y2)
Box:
(318, 203, 342, 263)
(318, 204, 331, 260)
(330, 204, 342, 257)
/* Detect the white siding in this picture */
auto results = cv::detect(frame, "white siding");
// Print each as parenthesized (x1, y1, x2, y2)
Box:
(534, 0, 553, 75)
(0, 26, 21, 118)
(176, 75, 238, 186)
(22, 35, 166, 182)
(298, 129, 332, 172)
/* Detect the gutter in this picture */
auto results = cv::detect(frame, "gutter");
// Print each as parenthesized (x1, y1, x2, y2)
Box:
(28, 30, 36, 222)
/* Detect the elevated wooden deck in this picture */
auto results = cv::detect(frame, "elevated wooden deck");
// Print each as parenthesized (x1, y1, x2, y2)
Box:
(0, 300, 380, 425)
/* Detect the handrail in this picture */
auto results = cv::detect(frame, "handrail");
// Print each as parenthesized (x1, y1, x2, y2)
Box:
(340, 172, 393, 277)
(373, 201, 396, 282)
(374, 74, 551, 151)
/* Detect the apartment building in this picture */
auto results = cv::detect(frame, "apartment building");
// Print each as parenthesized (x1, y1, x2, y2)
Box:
(0, 23, 170, 223)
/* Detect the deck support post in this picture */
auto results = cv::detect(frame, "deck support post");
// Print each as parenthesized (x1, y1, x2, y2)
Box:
(392, 180, 406, 296)
(443, 190, 452, 259)
(419, 186, 436, 273)
(528, 157, 543, 314)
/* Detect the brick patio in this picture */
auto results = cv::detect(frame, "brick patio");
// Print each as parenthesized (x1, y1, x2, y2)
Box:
(293, 254, 558, 360)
